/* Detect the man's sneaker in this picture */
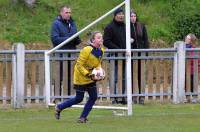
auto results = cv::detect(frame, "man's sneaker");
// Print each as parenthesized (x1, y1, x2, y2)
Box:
(77, 118, 88, 123)
(55, 105, 61, 120)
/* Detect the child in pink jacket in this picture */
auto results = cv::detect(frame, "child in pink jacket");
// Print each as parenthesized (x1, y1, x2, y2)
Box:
(185, 33, 200, 92)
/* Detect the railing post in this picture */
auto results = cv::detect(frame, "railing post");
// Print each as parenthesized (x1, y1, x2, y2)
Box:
(173, 41, 186, 103)
(125, 0, 132, 115)
(12, 43, 25, 108)
(45, 52, 51, 107)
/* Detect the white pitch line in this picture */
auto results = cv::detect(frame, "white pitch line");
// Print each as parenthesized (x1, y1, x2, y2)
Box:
(48, 103, 128, 110)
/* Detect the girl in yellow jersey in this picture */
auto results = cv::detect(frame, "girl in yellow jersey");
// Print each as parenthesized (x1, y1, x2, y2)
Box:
(55, 31, 104, 123)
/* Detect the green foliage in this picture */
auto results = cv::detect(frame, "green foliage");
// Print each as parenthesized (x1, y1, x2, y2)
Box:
(170, 0, 200, 42)
(132, 0, 173, 43)
(174, 13, 200, 40)
(0, 0, 199, 46)
(0, 0, 122, 44)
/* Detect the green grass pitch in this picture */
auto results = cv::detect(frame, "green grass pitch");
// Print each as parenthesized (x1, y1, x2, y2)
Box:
(0, 104, 200, 132)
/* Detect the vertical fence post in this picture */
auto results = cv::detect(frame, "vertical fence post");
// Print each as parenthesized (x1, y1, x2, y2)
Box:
(12, 46, 17, 108)
(173, 41, 186, 103)
(12, 43, 25, 108)
(125, 0, 132, 115)
(45, 52, 51, 107)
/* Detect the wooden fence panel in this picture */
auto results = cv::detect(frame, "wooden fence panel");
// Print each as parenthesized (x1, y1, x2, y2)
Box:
(132, 59, 138, 102)
(54, 55, 61, 97)
(0, 52, 189, 106)
(24, 63, 28, 101)
(117, 57, 123, 95)
(109, 59, 115, 96)
(31, 61, 36, 103)
(70, 54, 76, 95)
(95, 60, 108, 102)
(146, 60, 153, 101)
(6, 61, 12, 103)
(104, 60, 110, 101)
(62, 58, 68, 97)
(0, 62, 3, 104)
(163, 61, 168, 100)
(152, 60, 156, 101)
(2, 58, 174, 105)
(96, 61, 107, 102)
(51, 59, 56, 99)
(35, 63, 40, 103)
(25, 62, 30, 104)
(163, 61, 171, 100)
(38, 61, 44, 102)
(140, 55, 146, 101)
(101, 60, 108, 96)
(185, 60, 192, 101)
(155, 60, 161, 101)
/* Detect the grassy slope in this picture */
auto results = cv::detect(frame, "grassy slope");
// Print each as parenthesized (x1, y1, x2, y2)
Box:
(0, 0, 122, 44)
(0, 104, 200, 132)
(131, 1, 172, 40)
(0, 0, 198, 46)
(0, 0, 172, 45)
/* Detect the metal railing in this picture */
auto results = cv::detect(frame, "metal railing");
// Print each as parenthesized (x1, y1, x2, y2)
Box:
(1, 41, 200, 109)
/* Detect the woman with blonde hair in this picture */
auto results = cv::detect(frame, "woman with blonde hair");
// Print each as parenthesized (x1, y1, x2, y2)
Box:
(55, 31, 105, 123)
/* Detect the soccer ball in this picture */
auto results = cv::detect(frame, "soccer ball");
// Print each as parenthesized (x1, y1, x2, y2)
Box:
(91, 67, 105, 80)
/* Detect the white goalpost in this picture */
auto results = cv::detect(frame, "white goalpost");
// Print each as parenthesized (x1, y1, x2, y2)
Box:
(45, 0, 132, 115)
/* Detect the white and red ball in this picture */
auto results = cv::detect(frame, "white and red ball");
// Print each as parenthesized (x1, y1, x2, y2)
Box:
(92, 67, 105, 80)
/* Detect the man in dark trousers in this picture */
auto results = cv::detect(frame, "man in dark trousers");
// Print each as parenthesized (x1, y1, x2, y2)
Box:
(103, 8, 126, 104)
(51, 5, 81, 98)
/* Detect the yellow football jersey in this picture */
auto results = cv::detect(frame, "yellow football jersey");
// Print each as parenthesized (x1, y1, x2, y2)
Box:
(73, 45, 104, 85)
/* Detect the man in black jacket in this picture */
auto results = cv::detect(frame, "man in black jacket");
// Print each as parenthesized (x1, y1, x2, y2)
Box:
(103, 8, 126, 104)
(103, 9, 126, 49)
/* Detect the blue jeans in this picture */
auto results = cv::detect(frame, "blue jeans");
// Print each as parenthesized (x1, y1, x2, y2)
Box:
(57, 82, 97, 118)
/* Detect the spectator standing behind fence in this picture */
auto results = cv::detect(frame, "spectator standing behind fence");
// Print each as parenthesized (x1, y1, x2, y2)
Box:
(184, 33, 200, 93)
(50, 6, 81, 97)
(103, 8, 126, 104)
(54, 31, 104, 123)
(130, 10, 149, 104)
(51, 6, 81, 49)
